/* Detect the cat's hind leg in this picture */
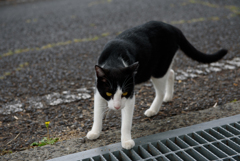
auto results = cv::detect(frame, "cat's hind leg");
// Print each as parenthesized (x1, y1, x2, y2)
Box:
(163, 69, 175, 102)
(144, 73, 169, 117)
(87, 90, 107, 140)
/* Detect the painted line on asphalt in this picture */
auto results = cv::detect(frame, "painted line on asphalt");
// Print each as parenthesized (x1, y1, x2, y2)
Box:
(0, 32, 110, 58)
(0, 62, 29, 80)
(225, 5, 240, 16)
(0, 15, 236, 80)
(1, 1, 239, 79)
(182, 0, 219, 8)
(183, 0, 240, 16)
(0, 57, 240, 115)
(25, 18, 38, 23)
(23, 1, 112, 23)
(170, 16, 220, 25)
(88, 0, 112, 7)
(0, 10, 233, 60)
(1, 0, 239, 59)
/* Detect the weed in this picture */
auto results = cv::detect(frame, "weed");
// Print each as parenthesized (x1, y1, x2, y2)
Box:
(31, 121, 58, 147)
(231, 99, 237, 103)
(1, 149, 12, 155)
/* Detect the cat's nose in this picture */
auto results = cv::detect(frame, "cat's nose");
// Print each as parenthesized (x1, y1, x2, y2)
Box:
(115, 106, 121, 110)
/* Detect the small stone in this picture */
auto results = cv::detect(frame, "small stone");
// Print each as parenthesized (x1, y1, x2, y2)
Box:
(3, 116, 15, 122)
(26, 120, 32, 124)
(71, 125, 76, 129)
(59, 121, 65, 125)
(81, 138, 86, 143)
(26, 106, 33, 113)
(0, 97, 6, 103)
(133, 116, 141, 120)
(79, 114, 83, 119)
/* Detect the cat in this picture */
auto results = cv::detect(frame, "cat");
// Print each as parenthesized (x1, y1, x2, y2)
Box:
(86, 21, 227, 149)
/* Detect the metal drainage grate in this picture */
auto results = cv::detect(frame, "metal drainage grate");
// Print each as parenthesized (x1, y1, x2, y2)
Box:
(49, 114, 240, 161)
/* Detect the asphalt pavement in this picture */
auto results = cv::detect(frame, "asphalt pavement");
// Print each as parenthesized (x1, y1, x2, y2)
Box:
(0, 0, 240, 160)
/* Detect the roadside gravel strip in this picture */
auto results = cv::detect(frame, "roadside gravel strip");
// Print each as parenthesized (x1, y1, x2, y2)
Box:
(1, 101, 239, 161)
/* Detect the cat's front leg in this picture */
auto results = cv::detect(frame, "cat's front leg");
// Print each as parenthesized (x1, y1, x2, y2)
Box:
(121, 95, 135, 150)
(87, 90, 107, 140)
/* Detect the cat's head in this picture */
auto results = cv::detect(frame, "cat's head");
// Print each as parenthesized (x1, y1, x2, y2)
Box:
(95, 62, 139, 110)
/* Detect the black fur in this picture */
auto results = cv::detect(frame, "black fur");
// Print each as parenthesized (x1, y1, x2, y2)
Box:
(95, 63, 138, 100)
(96, 21, 227, 98)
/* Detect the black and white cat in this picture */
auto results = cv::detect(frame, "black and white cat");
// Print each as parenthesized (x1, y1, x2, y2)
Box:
(86, 21, 227, 149)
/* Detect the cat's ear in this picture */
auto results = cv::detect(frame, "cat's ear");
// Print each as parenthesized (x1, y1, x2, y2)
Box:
(95, 65, 106, 77)
(129, 62, 139, 75)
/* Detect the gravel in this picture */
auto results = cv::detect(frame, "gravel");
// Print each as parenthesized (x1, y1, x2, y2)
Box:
(0, 0, 240, 158)
(1, 101, 240, 161)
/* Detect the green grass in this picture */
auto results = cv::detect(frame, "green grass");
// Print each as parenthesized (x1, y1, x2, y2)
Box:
(1, 149, 12, 155)
(31, 137, 59, 147)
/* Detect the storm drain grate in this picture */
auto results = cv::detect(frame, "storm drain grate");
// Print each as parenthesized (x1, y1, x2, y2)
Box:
(49, 114, 240, 161)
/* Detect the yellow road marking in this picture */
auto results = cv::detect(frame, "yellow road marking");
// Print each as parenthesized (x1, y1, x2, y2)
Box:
(26, 19, 31, 23)
(0, 8, 235, 60)
(183, 0, 219, 8)
(183, 0, 240, 16)
(225, 5, 240, 16)
(26, 18, 38, 23)
(1, 0, 238, 81)
(1, 1, 239, 59)
(88, 0, 112, 7)
(170, 16, 220, 25)
(0, 32, 110, 58)
(0, 62, 29, 80)
(71, 15, 76, 19)
(0, 14, 232, 80)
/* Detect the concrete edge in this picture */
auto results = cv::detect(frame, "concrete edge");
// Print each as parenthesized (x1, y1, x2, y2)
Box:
(48, 113, 240, 160)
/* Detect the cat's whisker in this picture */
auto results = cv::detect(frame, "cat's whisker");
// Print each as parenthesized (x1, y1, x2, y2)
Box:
(122, 82, 133, 90)
(104, 109, 112, 122)
(123, 82, 133, 87)
(122, 75, 132, 89)
(102, 107, 109, 115)
(122, 75, 132, 86)
(106, 78, 113, 89)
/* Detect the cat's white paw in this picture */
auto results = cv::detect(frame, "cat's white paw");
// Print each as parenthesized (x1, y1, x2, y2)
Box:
(163, 95, 173, 102)
(86, 131, 100, 140)
(122, 139, 135, 150)
(144, 109, 158, 117)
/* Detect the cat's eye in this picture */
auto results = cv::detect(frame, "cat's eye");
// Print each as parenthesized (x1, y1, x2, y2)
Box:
(122, 92, 128, 96)
(106, 92, 112, 97)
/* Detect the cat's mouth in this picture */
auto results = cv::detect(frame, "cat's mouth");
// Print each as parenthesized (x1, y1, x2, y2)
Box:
(114, 106, 121, 110)
(108, 105, 124, 111)
(107, 101, 124, 111)
(107, 97, 125, 111)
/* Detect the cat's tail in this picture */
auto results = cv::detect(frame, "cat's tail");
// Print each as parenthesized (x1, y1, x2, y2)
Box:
(176, 29, 228, 63)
